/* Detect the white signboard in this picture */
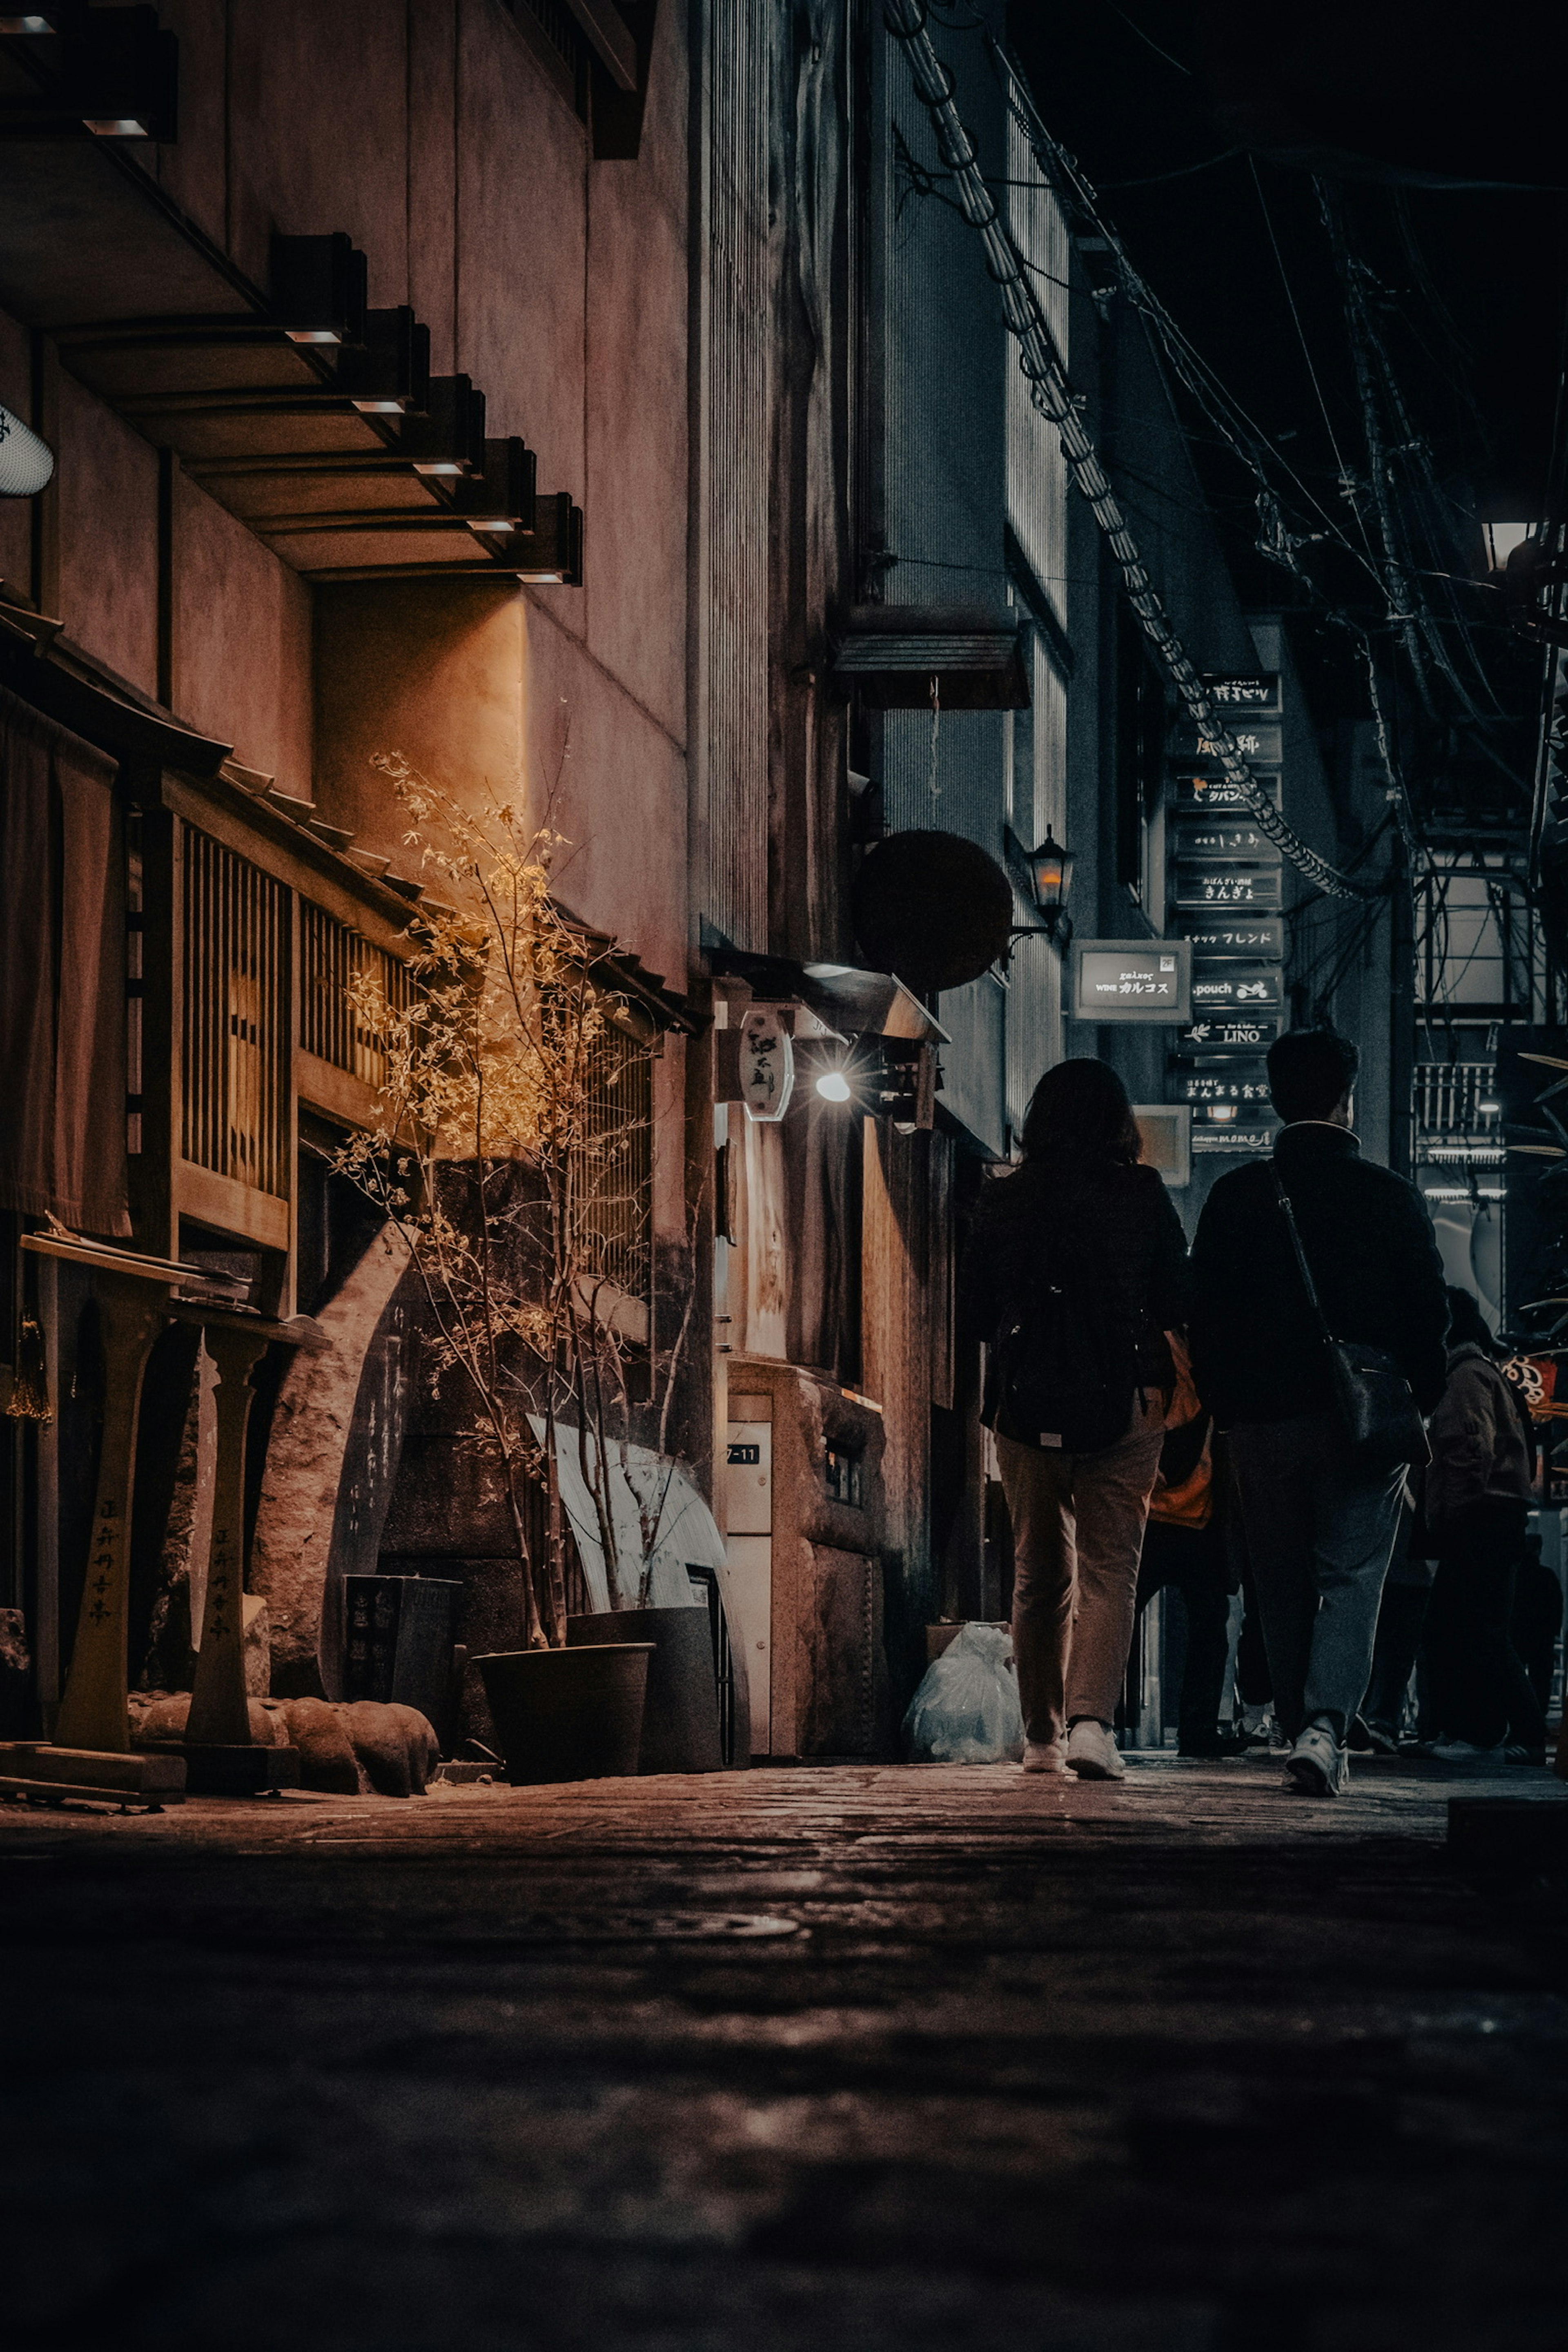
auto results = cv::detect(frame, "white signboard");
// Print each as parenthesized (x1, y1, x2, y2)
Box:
(1071, 938, 1192, 1024)
(739, 1005, 794, 1123)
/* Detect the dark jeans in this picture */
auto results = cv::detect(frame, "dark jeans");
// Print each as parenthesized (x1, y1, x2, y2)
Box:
(1229, 1413, 1405, 1745)
(1363, 1581, 1429, 1739)
(1511, 1556, 1566, 1713)
(1427, 1502, 1547, 1751)
(1136, 1519, 1231, 1747)
(1235, 1559, 1272, 1710)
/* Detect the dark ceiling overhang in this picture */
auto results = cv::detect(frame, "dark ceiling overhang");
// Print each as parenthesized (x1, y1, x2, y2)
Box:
(704, 947, 948, 1045)
(0, 138, 583, 584)
(831, 606, 1030, 710)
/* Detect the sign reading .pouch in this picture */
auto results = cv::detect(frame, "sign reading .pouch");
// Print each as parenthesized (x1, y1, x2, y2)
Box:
(739, 1005, 794, 1123)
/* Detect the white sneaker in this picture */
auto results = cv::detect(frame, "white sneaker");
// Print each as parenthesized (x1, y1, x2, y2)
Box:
(1428, 1740, 1506, 1762)
(1022, 1740, 1068, 1775)
(1065, 1719, 1126, 1780)
(1285, 1722, 1349, 1797)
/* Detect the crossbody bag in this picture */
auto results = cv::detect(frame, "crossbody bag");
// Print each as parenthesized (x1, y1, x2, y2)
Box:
(1272, 1167, 1430, 1474)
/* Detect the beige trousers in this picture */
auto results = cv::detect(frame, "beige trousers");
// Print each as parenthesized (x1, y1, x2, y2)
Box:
(998, 1396, 1167, 1745)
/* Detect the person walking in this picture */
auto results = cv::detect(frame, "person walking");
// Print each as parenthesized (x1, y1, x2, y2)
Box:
(1421, 1285, 1547, 1764)
(1136, 1339, 1236, 1756)
(962, 1058, 1187, 1780)
(1189, 1027, 1448, 1796)
(1359, 1504, 1433, 1752)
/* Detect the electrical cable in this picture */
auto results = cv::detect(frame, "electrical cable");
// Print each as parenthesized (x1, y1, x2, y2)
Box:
(881, 0, 1379, 904)
(1102, 149, 1239, 189)
(1249, 160, 1377, 569)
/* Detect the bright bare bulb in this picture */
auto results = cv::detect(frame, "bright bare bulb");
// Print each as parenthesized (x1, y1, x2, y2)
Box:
(815, 1071, 853, 1103)
(0, 403, 54, 497)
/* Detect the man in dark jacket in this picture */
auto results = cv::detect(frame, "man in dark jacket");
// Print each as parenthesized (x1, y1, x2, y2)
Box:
(1189, 1027, 1448, 1795)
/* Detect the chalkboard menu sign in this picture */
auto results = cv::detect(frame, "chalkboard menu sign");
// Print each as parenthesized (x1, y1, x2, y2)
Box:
(1191, 966, 1283, 1013)
(1175, 867, 1283, 911)
(1177, 913, 1286, 960)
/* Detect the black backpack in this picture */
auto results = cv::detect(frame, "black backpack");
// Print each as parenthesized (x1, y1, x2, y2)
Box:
(987, 1189, 1140, 1455)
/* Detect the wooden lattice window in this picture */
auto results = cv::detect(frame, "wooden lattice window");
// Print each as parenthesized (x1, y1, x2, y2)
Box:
(299, 900, 411, 1094)
(181, 827, 290, 1197)
(571, 1028, 653, 1310)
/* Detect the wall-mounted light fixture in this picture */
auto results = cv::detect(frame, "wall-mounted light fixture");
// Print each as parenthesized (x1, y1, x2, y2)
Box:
(0, 402, 55, 498)
(1007, 826, 1075, 947)
(1025, 830, 1074, 933)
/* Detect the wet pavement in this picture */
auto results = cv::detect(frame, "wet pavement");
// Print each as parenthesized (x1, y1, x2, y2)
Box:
(3, 1752, 1566, 2352)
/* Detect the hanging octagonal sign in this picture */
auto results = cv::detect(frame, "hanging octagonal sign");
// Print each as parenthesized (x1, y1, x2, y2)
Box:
(739, 1004, 795, 1123)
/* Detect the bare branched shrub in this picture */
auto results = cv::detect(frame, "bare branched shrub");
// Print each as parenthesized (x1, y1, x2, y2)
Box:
(336, 756, 677, 1648)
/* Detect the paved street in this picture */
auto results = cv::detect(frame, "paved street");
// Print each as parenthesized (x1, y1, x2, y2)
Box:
(4, 1756, 1566, 2352)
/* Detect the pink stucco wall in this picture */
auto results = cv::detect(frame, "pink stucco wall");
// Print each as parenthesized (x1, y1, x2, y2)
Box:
(13, 0, 691, 996)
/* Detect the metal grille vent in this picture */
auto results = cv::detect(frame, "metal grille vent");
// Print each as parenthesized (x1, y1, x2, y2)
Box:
(571, 1031, 653, 1310)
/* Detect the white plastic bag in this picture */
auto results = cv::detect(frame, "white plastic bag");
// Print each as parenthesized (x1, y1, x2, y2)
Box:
(902, 1622, 1024, 1764)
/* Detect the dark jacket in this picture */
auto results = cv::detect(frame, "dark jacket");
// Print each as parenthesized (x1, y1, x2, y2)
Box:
(1425, 1343, 1534, 1535)
(961, 1157, 1188, 1399)
(1188, 1122, 1448, 1427)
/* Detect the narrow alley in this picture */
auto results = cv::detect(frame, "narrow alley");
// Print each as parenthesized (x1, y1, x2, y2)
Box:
(4, 1755, 1564, 2352)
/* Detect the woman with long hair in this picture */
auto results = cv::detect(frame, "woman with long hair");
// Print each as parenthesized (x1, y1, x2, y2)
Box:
(962, 1058, 1187, 1778)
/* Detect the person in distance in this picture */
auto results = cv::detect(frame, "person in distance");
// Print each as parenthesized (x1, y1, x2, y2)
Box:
(1188, 1027, 1447, 1797)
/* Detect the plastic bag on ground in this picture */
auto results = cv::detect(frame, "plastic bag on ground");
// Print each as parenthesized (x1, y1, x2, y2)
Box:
(902, 1621, 1024, 1764)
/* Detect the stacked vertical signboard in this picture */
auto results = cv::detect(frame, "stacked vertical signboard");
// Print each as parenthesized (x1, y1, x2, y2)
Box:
(1169, 675, 1288, 1165)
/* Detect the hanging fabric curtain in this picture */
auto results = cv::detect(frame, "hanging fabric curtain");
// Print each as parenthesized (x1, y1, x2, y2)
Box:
(0, 682, 129, 1237)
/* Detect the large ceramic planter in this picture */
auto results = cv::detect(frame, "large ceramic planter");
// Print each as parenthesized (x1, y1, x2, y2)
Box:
(568, 1606, 723, 1773)
(472, 1643, 653, 1784)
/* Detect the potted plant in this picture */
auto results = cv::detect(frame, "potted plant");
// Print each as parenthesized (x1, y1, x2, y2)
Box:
(338, 758, 716, 1780)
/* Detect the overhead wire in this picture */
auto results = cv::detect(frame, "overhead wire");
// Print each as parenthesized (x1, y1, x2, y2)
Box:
(880, 0, 1378, 903)
(981, 36, 1432, 880)
(1248, 160, 1379, 570)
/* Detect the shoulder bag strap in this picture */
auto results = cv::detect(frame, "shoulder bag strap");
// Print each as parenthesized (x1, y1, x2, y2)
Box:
(1271, 1163, 1334, 1345)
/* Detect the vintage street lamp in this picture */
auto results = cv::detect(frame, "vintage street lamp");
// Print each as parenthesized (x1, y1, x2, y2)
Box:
(1009, 827, 1075, 946)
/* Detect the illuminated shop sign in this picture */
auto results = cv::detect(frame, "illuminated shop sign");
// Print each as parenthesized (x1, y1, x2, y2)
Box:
(1192, 1125, 1276, 1154)
(1070, 938, 1192, 1023)
(1177, 913, 1285, 960)
(1176, 819, 1282, 863)
(1201, 673, 1280, 711)
(1194, 724, 1283, 766)
(1178, 1069, 1272, 1108)
(1174, 866, 1283, 911)
(1174, 769, 1281, 810)
(1175, 1018, 1281, 1058)
(1191, 966, 1282, 1013)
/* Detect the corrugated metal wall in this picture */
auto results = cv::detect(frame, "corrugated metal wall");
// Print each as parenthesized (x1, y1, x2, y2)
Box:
(1003, 93, 1070, 630)
(696, 2, 772, 951)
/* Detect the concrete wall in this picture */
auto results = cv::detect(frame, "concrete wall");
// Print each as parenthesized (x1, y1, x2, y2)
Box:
(10, 0, 693, 1216)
